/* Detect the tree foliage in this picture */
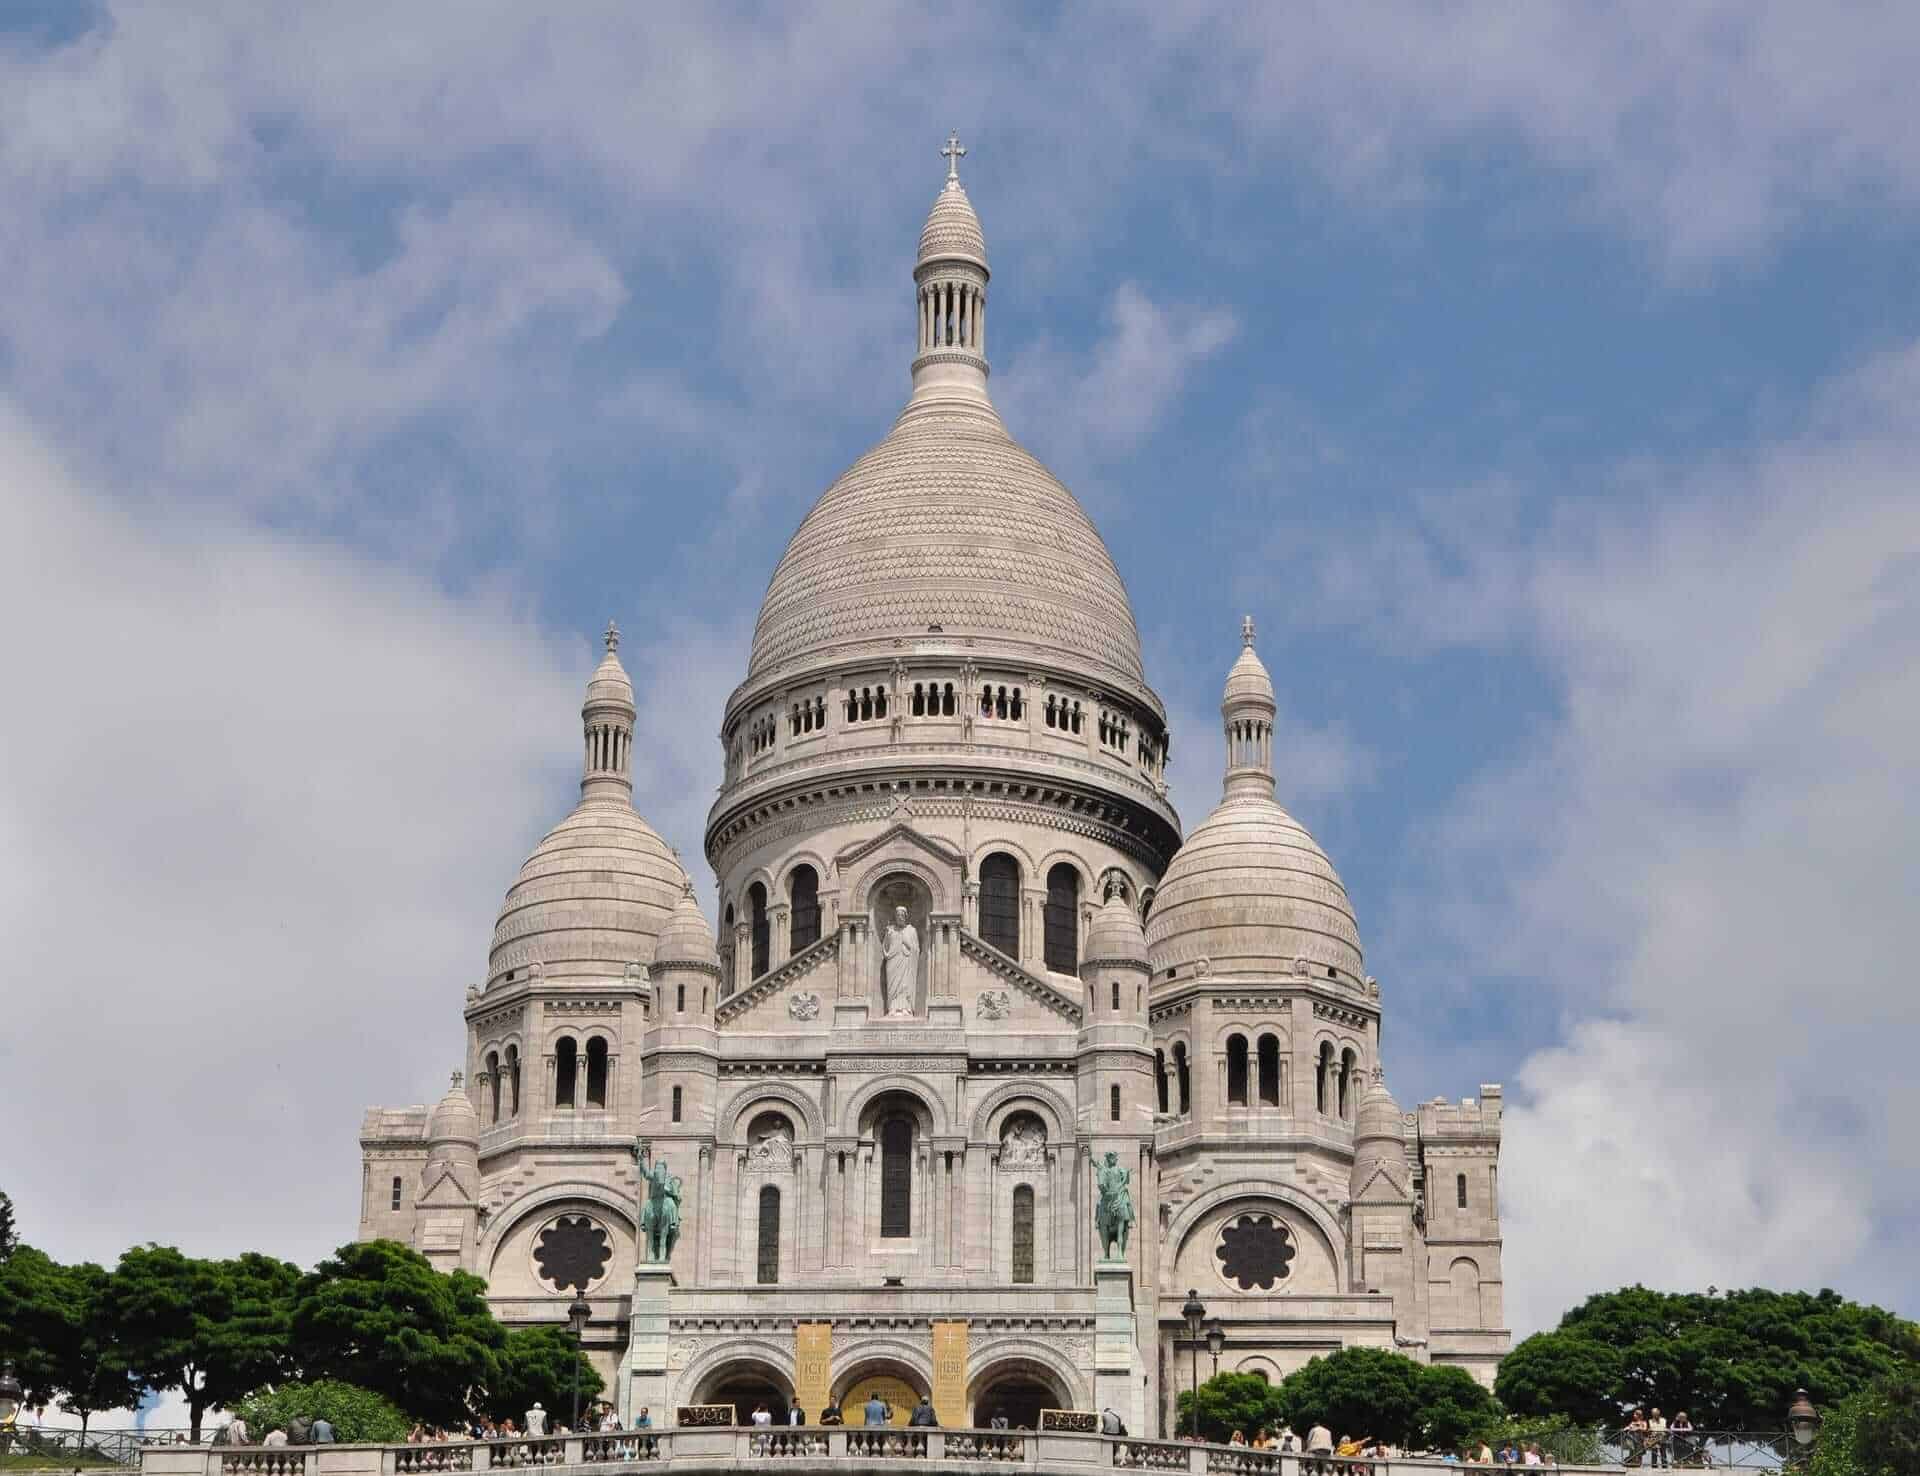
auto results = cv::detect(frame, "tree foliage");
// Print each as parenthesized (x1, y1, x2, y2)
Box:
(291, 1240, 504, 1426)
(1173, 1371, 1287, 1441)
(1847, 1371, 1920, 1476)
(1175, 1352, 1500, 1450)
(1497, 1286, 1920, 1430)
(483, 1326, 603, 1424)
(0, 1190, 17, 1263)
(1417, 1363, 1502, 1450)
(231, 1380, 410, 1445)
(106, 1246, 303, 1441)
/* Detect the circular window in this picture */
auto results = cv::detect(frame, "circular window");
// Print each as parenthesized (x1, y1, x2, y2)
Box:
(532, 1213, 613, 1293)
(1214, 1213, 1295, 1291)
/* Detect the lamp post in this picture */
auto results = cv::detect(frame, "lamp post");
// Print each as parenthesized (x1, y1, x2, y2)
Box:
(1786, 1389, 1821, 1467)
(566, 1292, 593, 1432)
(0, 1363, 22, 1469)
(1204, 1318, 1226, 1379)
(1180, 1289, 1207, 1437)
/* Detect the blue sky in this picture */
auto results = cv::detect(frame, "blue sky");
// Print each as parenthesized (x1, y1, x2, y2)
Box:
(2, 3, 1916, 1338)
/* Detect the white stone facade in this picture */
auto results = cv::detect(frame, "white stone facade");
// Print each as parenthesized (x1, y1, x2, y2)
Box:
(357, 143, 1508, 1435)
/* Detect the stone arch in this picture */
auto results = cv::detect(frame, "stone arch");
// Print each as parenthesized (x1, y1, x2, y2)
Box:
(968, 835, 1036, 880)
(831, 1340, 935, 1407)
(681, 1338, 795, 1412)
(843, 853, 951, 914)
(1033, 847, 1095, 893)
(775, 848, 833, 894)
(1166, 1180, 1349, 1288)
(477, 1180, 638, 1265)
(1212, 1016, 1281, 1046)
(966, 1339, 1088, 1424)
(970, 1079, 1076, 1143)
(842, 1076, 947, 1138)
(722, 1081, 825, 1143)
(1233, 1354, 1282, 1384)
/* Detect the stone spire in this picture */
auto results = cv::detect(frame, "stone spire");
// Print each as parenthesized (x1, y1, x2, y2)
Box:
(581, 619, 636, 801)
(1221, 615, 1277, 801)
(910, 132, 991, 406)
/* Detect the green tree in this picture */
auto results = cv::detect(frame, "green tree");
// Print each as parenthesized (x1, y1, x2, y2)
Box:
(291, 1241, 503, 1426)
(1849, 1371, 1920, 1476)
(1499, 1286, 1919, 1429)
(1417, 1363, 1500, 1450)
(0, 1245, 73, 1407)
(1277, 1348, 1427, 1447)
(484, 1326, 603, 1424)
(0, 1190, 16, 1263)
(52, 1262, 145, 1435)
(231, 1380, 410, 1445)
(1172, 1371, 1287, 1442)
(107, 1246, 301, 1441)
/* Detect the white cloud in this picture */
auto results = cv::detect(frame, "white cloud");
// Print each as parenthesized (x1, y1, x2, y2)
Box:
(1356, 344, 1920, 1330)
(0, 402, 587, 1264)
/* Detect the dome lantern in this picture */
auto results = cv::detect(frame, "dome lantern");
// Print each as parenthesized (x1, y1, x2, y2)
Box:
(911, 132, 991, 407)
(581, 620, 635, 802)
(1222, 615, 1277, 802)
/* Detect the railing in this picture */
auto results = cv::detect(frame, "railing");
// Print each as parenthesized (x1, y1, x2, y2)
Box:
(1601, 1430, 1788, 1471)
(138, 1431, 1646, 1475)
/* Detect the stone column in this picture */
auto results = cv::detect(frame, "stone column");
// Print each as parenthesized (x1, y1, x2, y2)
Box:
(732, 923, 750, 994)
(771, 905, 791, 967)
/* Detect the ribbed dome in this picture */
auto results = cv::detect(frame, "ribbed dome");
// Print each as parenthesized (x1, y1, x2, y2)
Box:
(747, 397, 1148, 690)
(1084, 890, 1149, 965)
(1224, 641, 1276, 707)
(1356, 1071, 1402, 1141)
(427, 1071, 479, 1144)
(488, 800, 689, 985)
(585, 625, 635, 710)
(918, 177, 987, 269)
(654, 883, 721, 969)
(1146, 793, 1363, 979)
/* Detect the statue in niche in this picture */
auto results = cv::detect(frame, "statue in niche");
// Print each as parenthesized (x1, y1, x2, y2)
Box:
(1094, 1151, 1135, 1260)
(1000, 1116, 1046, 1169)
(749, 1118, 794, 1168)
(632, 1140, 683, 1263)
(882, 905, 919, 1017)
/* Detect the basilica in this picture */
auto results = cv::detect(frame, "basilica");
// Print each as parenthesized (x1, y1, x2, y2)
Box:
(356, 142, 1508, 1437)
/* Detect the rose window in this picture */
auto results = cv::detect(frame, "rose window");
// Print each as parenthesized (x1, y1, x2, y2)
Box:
(1215, 1213, 1295, 1291)
(533, 1214, 612, 1292)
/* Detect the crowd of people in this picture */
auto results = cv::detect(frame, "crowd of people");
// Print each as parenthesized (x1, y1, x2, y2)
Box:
(1175, 1422, 1556, 1466)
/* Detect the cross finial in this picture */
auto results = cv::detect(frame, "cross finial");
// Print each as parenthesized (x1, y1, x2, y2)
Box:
(941, 130, 967, 182)
(1241, 614, 1256, 647)
(451, 1069, 464, 1090)
(604, 619, 620, 653)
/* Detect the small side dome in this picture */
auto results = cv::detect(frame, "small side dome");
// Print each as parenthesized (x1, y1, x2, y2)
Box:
(654, 883, 721, 970)
(1356, 1070, 1403, 1143)
(1083, 888, 1148, 966)
(427, 1071, 480, 1144)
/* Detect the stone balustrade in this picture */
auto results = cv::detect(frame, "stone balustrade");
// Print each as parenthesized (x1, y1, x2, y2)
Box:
(142, 1434, 1630, 1476)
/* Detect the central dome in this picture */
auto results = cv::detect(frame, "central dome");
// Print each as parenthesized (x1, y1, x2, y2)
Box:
(747, 398, 1148, 690)
(743, 153, 1150, 700)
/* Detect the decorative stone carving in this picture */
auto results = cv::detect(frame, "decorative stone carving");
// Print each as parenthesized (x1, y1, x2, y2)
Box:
(668, 1338, 698, 1371)
(999, 1114, 1046, 1168)
(747, 1117, 794, 1169)
(976, 988, 1010, 1020)
(789, 990, 821, 1021)
(532, 1214, 612, 1293)
(624, 961, 649, 986)
(881, 905, 919, 1017)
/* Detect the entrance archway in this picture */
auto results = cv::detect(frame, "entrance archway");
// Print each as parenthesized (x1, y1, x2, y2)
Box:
(969, 1359, 1067, 1431)
(697, 1360, 792, 1426)
(835, 1360, 929, 1427)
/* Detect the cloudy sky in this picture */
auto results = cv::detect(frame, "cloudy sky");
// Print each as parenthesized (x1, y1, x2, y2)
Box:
(2, 3, 1916, 1340)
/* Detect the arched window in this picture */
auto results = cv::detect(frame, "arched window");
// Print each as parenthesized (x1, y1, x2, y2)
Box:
(757, 1186, 781, 1284)
(941, 682, 955, 716)
(486, 1051, 501, 1123)
(979, 853, 1020, 958)
(1174, 1043, 1191, 1115)
(912, 682, 926, 716)
(722, 904, 736, 993)
(1257, 1034, 1281, 1107)
(1043, 863, 1080, 973)
(505, 1046, 521, 1116)
(1109, 1083, 1121, 1122)
(1457, 1173, 1469, 1209)
(1227, 1035, 1249, 1106)
(1450, 1257, 1481, 1323)
(1010, 1185, 1035, 1285)
(585, 1037, 609, 1108)
(1111, 979, 1121, 1011)
(789, 865, 821, 953)
(1155, 1050, 1169, 1114)
(390, 1176, 402, 1211)
(1139, 888, 1155, 926)
(675, 982, 685, 1013)
(671, 1085, 682, 1123)
(1340, 1048, 1358, 1119)
(555, 1037, 578, 1108)
(880, 1116, 913, 1238)
(1316, 1043, 1335, 1115)
(748, 882, 770, 978)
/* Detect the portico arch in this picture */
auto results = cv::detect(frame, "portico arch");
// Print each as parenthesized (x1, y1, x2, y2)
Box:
(967, 1341, 1086, 1427)
(833, 1346, 933, 1427)
(689, 1348, 793, 1425)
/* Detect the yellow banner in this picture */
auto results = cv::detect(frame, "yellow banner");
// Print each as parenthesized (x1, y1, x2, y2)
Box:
(931, 1320, 968, 1429)
(794, 1322, 833, 1422)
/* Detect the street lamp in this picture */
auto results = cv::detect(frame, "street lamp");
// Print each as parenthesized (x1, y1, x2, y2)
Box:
(567, 1292, 593, 1432)
(1180, 1289, 1207, 1436)
(1786, 1390, 1821, 1465)
(0, 1363, 21, 1469)
(1204, 1318, 1226, 1379)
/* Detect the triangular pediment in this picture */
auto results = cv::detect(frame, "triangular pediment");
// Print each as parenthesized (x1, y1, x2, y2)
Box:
(1352, 1162, 1411, 1204)
(834, 819, 965, 873)
(417, 1163, 476, 1209)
